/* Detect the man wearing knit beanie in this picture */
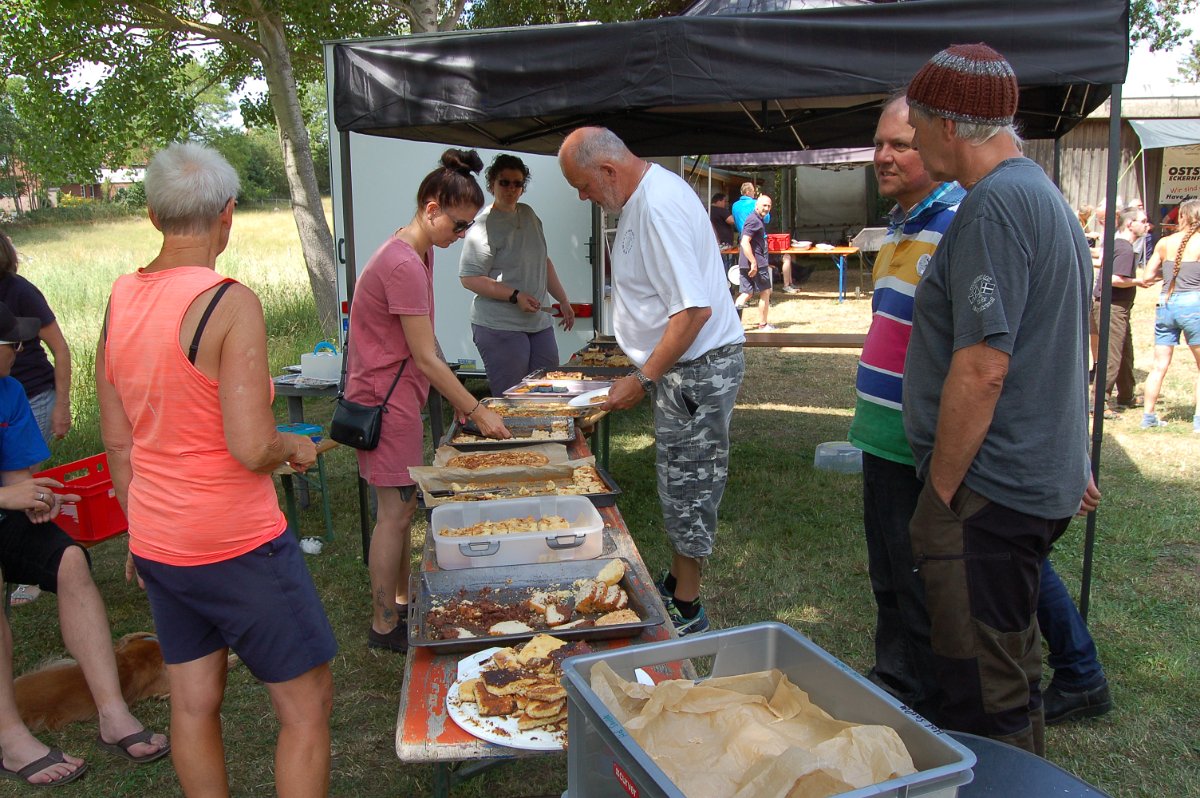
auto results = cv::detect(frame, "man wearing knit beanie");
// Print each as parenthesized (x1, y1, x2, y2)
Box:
(900, 43, 1102, 756)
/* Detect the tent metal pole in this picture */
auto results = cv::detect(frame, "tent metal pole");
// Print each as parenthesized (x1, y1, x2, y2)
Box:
(1053, 138, 1062, 187)
(1082, 83, 1122, 622)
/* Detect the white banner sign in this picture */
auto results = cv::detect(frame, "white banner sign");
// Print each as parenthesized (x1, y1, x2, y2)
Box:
(1162, 144, 1200, 203)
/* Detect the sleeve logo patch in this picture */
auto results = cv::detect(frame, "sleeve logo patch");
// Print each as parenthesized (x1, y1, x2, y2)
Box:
(968, 274, 997, 313)
(916, 253, 932, 276)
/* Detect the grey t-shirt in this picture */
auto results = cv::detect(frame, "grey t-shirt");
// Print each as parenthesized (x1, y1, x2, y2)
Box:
(459, 203, 552, 333)
(903, 158, 1090, 520)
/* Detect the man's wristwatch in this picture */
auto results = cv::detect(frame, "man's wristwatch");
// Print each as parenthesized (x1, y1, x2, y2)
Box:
(633, 369, 655, 393)
(509, 288, 520, 304)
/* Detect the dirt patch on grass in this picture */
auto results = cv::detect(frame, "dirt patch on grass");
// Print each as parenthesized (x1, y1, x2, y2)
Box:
(1150, 543, 1200, 591)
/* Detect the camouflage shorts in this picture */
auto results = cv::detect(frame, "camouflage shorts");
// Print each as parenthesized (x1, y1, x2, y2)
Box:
(653, 343, 744, 560)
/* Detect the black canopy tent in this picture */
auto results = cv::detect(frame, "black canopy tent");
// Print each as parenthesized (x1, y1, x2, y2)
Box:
(329, 0, 1129, 614)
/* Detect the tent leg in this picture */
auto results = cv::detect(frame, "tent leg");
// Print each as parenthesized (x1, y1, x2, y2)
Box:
(1081, 83, 1122, 623)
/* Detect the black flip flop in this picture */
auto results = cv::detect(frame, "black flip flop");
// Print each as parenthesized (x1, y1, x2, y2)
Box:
(0, 749, 89, 787)
(96, 729, 171, 764)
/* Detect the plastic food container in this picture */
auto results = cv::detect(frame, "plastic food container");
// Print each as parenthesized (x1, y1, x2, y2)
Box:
(814, 441, 863, 473)
(430, 495, 604, 569)
(561, 622, 976, 798)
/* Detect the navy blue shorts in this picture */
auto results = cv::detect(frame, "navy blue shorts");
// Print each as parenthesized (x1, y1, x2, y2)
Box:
(133, 532, 337, 683)
(0, 512, 89, 591)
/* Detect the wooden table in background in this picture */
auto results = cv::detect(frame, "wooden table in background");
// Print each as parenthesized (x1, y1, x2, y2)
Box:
(723, 245, 864, 302)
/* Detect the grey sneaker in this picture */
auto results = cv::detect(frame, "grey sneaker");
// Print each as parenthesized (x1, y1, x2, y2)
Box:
(1140, 413, 1168, 429)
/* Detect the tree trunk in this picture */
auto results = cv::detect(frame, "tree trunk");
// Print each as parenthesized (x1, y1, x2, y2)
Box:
(255, 12, 340, 336)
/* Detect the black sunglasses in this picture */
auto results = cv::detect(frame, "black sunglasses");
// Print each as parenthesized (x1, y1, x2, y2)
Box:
(496, 179, 526, 189)
(449, 215, 476, 234)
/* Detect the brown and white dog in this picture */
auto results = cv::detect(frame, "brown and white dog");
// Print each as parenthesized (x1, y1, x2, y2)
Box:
(14, 632, 171, 732)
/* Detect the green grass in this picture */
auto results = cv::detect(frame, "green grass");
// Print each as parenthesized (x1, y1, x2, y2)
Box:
(2, 216, 1198, 797)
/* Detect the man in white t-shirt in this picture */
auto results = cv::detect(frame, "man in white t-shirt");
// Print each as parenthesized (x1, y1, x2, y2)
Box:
(559, 127, 745, 635)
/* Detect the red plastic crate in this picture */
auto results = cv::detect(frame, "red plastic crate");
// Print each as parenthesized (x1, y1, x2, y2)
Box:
(34, 454, 128, 544)
(767, 233, 792, 252)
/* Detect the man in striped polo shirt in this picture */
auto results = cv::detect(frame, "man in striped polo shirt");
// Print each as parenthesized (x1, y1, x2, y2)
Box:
(848, 95, 964, 723)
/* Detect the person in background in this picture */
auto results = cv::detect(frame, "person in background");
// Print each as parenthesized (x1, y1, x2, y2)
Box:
(1140, 197, 1200, 433)
(1091, 208, 1152, 416)
(734, 194, 776, 330)
(709, 193, 735, 250)
(730, 182, 759, 233)
(0, 233, 73, 606)
(559, 127, 745, 636)
(459, 153, 575, 396)
(348, 149, 510, 654)
(98, 142, 332, 796)
(0, 299, 169, 787)
(903, 43, 1100, 755)
(849, 95, 966, 723)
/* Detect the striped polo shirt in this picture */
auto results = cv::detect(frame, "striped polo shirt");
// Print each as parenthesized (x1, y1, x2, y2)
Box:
(848, 182, 965, 465)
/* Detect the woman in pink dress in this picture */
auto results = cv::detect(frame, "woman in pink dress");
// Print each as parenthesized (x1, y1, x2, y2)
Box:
(346, 149, 510, 653)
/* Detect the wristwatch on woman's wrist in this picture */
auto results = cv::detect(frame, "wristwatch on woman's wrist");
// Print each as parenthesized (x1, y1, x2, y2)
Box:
(633, 369, 655, 393)
(509, 289, 520, 304)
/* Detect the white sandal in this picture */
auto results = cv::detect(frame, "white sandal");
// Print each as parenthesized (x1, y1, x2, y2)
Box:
(8, 584, 41, 606)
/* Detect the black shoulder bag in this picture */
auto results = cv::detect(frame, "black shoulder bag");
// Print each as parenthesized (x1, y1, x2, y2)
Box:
(329, 336, 407, 450)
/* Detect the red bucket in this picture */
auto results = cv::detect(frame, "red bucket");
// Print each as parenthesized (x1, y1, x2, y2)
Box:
(767, 233, 791, 252)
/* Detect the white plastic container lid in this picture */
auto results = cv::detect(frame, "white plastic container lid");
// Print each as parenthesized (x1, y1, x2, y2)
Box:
(813, 441, 863, 473)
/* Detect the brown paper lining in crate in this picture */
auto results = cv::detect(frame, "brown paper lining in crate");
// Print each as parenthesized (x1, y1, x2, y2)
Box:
(410, 457, 602, 507)
(430, 442, 571, 468)
(588, 662, 916, 798)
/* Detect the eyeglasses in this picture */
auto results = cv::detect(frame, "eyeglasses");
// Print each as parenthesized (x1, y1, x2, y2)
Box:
(496, 179, 526, 189)
(0, 341, 24, 352)
(449, 215, 476, 234)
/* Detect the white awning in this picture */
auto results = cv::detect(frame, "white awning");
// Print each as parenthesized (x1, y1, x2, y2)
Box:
(1130, 118, 1200, 150)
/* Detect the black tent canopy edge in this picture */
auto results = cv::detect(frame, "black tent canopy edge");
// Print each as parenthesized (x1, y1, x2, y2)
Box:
(332, 0, 1128, 156)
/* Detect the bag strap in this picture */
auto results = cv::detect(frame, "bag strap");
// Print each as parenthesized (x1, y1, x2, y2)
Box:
(188, 281, 234, 365)
(338, 330, 406, 404)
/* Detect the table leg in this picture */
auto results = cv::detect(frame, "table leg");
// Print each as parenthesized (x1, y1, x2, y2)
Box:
(317, 454, 334, 541)
(280, 474, 299, 537)
(836, 255, 846, 304)
(285, 396, 312, 508)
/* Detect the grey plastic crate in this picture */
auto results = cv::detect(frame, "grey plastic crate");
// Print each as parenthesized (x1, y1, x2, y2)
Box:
(561, 622, 975, 798)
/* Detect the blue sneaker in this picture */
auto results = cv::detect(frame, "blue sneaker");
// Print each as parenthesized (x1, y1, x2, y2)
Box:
(666, 603, 710, 636)
(1140, 413, 1168, 429)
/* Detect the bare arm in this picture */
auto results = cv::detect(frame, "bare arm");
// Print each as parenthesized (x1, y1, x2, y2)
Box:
(605, 306, 712, 411)
(928, 342, 1010, 505)
(39, 320, 72, 438)
(740, 233, 756, 275)
(460, 274, 541, 313)
(1143, 239, 1166, 285)
(544, 258, 575, 331)
(400, 313, 510, 438)
(212, 286, 316, 472)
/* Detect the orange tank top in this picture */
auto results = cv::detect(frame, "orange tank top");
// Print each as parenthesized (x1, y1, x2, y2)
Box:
(104, 267, 285, 565)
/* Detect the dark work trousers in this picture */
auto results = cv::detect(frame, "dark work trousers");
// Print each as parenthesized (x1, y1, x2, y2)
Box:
(1039, 558, 1106, 691)
(861, 453, 941, 723)
(1093, 297, 1136, 404)
(909, 481, 1070, 756)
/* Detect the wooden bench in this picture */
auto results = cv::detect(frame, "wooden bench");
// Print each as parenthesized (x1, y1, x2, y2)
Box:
(743, 332, 866, 348)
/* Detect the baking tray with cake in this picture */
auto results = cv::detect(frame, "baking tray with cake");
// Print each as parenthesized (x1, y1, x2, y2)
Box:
(414, 463, 623, 509)
(442, 416, 576, 451)
(409, 558, 663, 654)
(525, 366, 633, 381)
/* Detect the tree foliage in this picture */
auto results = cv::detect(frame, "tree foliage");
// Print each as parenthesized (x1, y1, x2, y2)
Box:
(1132, 0, 1197, 52)
(467, 0, 691, 27)
(0, 0, 468, 331)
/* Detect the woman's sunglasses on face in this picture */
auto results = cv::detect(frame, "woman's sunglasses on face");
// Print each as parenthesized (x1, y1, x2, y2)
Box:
(496, 179, 526, 189)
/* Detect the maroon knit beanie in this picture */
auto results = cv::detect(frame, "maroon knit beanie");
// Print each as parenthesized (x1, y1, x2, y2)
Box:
(907, 43, 1018, 126)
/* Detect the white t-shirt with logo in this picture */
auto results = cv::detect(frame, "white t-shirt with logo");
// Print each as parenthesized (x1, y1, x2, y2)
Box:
(611, 164, 744, 368)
